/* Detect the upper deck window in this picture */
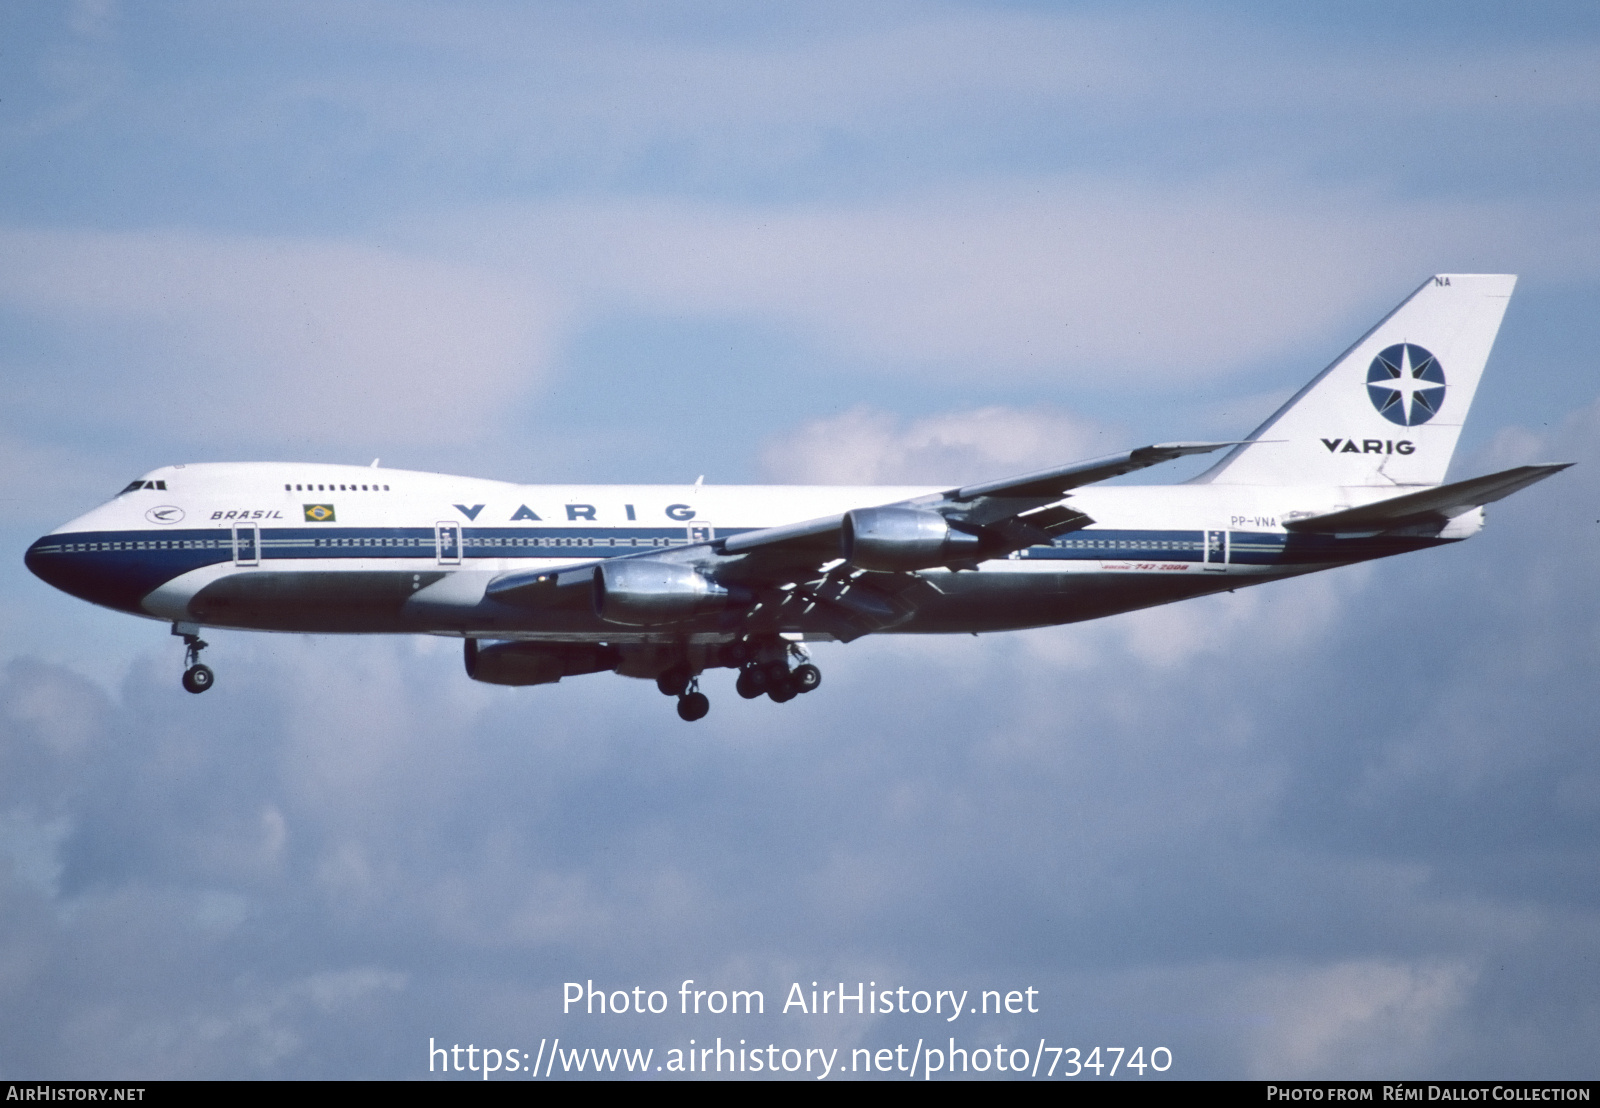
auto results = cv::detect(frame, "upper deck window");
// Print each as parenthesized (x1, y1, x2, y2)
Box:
(286, 482, 391, 492)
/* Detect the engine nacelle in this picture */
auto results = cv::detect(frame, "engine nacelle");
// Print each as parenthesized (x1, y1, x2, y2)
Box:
(464, 640, 620, 686)
(593, 560, 740, 626)
(841, 507, 982, 571)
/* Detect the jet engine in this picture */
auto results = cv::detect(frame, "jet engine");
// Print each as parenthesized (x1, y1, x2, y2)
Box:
(464, 640, 620, 686)
(840, 506, 982, 571)
(593, 560, 743, 626)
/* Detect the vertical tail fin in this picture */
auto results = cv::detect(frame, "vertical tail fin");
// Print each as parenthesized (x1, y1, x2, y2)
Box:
(1197, 274, 1516, 487)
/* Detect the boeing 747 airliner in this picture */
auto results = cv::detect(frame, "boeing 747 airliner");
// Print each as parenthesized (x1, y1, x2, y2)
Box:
(26, 274, 1568, 719)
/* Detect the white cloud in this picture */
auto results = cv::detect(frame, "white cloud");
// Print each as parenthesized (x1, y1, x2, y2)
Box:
(223, 5, 1600, 172)
(0, 810, 71, 898)
(4, 1, 1600, 1079)
(418, 180, 1600, 394)
(1070, 560, 1374, 671)
(2, 657, 106, 758)
(1236, 959, 1475, 1078)
(460, 186, 1390, 380)
(0, 227, 561, 446)
(259, 6, 1152, 149)
(759, 404, 1114, 485)
(8, 181, 1593, 462)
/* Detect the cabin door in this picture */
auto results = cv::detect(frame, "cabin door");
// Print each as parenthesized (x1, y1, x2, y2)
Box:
(436, 522, 462, 565)
(232, 522, 260, 567)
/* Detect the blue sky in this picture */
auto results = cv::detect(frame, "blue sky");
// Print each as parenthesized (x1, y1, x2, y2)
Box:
(2, 0, 1598, 1079)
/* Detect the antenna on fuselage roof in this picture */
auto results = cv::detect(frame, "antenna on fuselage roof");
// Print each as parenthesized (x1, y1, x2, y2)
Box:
(370, 458, 380, 467)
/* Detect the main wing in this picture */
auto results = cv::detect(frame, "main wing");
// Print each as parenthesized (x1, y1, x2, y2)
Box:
(485, 441, 1238, 637)
(717, 441, 1236, 569)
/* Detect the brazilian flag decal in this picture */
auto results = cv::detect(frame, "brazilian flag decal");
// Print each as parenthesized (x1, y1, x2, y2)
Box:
(303, 504, 336, 522)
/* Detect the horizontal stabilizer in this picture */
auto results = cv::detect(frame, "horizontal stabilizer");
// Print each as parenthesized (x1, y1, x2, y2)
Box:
(1285, 464, 1570, 533)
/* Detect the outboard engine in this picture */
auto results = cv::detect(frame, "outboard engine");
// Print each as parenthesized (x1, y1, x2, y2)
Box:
(593, 561, 743, 626)
(841, 507, 983, 571)
(464, 640, 621, 686)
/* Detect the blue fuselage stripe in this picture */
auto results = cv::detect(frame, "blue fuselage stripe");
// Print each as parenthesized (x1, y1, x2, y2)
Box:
(26, 524, 1452, 616)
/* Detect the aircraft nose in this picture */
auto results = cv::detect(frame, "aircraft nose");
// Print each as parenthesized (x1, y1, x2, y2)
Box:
(25, 534, 63, 588)
(25, 533, 157, 615)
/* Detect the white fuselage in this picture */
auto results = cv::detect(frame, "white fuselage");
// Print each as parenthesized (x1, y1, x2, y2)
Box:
(26, 462, 1470, 644)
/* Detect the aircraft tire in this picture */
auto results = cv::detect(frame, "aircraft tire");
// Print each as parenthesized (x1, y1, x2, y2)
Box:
(767, 678, 797, 704)
(182, 664, 214, 694)
(677, 691, 710, 721)
(657, 667, 691, 697)
(792, 664, 821, 693)
(735, 668, 765, 699)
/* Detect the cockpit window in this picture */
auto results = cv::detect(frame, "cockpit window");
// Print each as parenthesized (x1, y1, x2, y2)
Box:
(118, 479, 167, 493)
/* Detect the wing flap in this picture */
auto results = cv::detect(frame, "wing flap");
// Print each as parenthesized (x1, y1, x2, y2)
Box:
(804, 572, 944, 641)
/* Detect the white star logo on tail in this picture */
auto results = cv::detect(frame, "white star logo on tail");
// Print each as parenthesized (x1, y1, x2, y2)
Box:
(1367, 343, 1446, 427)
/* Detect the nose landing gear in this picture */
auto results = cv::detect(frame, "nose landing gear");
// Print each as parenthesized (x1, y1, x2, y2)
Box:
(173, 624, 214, 694)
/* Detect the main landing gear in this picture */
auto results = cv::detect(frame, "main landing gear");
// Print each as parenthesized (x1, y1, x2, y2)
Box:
(732, 638, 821, 705)
(677, 685, 710, 722)
(173, 624, 214, 694)
(735, 659, 821, 703)
(653, 640, 823, 722)
(656, 665, 710, 721)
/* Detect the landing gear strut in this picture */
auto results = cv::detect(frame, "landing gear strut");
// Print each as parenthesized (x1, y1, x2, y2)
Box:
(677, 679, 710, 722)
(656, 662, 710, 721)
(173, 624, 214, 694)
(656, 665, 692, 698)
